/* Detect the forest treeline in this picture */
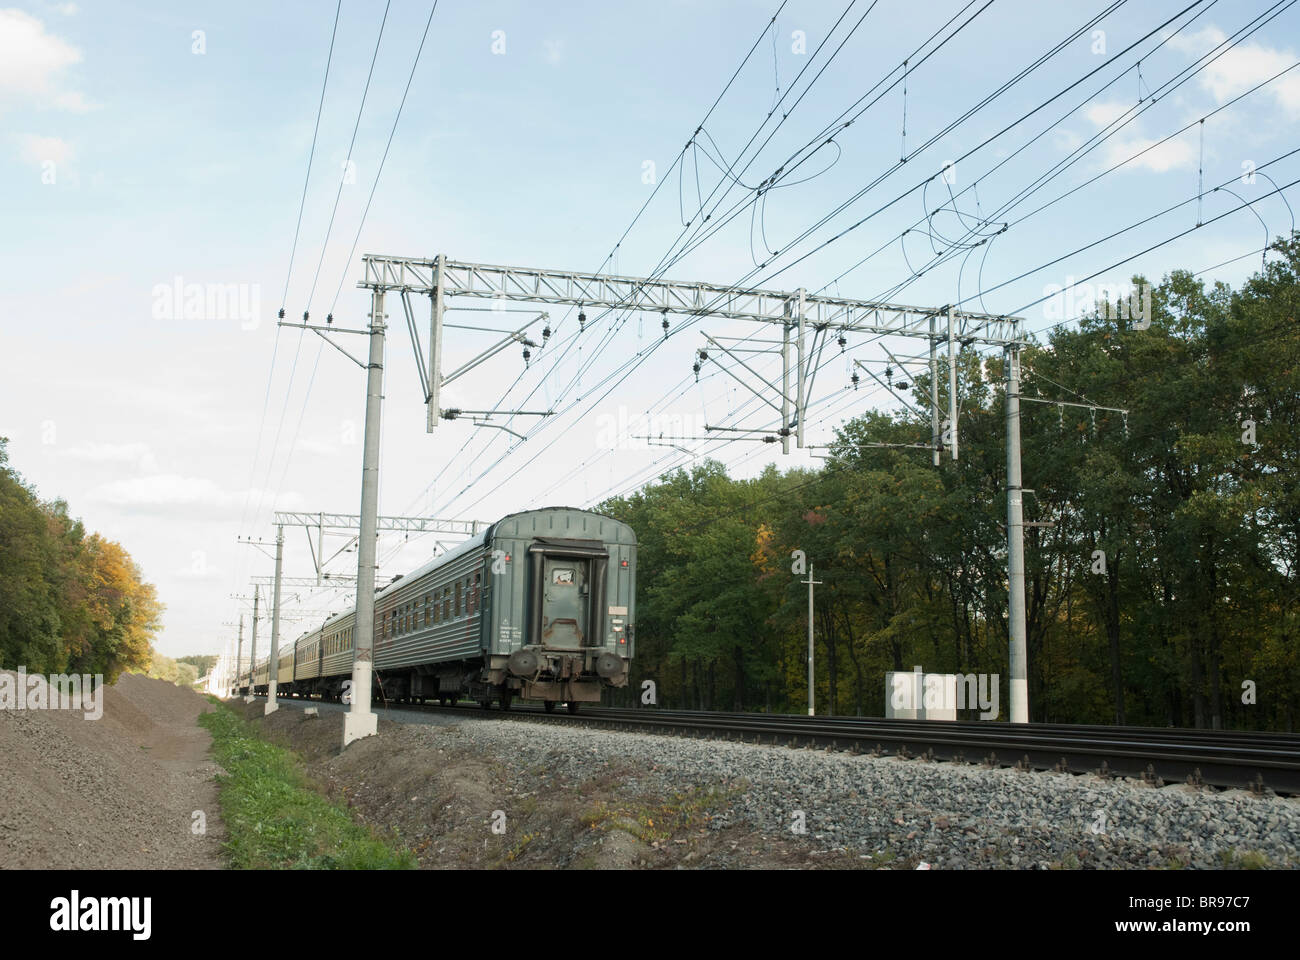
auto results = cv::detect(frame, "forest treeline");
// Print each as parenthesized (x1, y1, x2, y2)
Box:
(0, 439, 162, 683)
(600, 238, 1300, 731)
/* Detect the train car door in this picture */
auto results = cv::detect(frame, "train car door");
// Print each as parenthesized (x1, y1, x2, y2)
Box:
(541, 557, 589, 649)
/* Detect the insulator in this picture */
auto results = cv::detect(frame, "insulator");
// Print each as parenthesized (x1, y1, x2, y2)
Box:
(698, 349, 708, 362)
(278, 308, 285, 319)
(885, 365, 893, 385)
(662, 313, 670, 338)
(303, 311, 309, 322)
(542, 324, 551, 342)
(578, 309, 586, 331)
(692, 361, 701, 381)
(326, 313, 333, 324)
(523, 347, 531, 367)
(851, 371, 860, 390)
(897, 381, 910, 390)
(838, 332, 847, 351)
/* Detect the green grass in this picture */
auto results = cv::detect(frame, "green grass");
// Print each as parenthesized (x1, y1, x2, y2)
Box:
(199, 703, 415, 870)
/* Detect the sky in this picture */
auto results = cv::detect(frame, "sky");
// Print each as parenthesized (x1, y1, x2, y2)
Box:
(2, 0, 1298, 661)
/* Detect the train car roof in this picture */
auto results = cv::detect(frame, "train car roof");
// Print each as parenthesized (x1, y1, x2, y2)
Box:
(372, 506, 631, 603)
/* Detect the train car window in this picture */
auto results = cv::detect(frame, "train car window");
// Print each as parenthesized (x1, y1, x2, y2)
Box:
(443, 587, 450, 621)
(424, 595, 430, 626)
(455, 581, 462, 617)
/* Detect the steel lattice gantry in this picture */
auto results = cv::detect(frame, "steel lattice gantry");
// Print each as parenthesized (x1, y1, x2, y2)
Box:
(273, 511, 484, 536)
(272, 511, 486, 586)
(358, 254, 1025, 451)
(360, 254, 1022, 342)
(354, 252, 1033, 725)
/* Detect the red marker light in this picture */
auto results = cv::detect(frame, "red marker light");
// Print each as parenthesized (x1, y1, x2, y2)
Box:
(620, 559, 628, 567)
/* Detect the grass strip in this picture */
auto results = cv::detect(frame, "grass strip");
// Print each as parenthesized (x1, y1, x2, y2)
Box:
(199, 700, 415, 869)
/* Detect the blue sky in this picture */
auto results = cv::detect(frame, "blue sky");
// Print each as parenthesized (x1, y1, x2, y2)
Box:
(2, 0, 1298, 660)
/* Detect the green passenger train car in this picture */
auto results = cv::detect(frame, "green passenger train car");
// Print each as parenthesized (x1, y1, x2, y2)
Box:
(239, 507, 636, 713)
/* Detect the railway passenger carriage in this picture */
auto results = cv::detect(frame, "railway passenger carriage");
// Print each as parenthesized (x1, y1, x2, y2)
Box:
(241, 507, 635, 712)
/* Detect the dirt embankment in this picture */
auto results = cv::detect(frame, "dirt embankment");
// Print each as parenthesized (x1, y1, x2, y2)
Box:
(239, 701, 845, 869)
(0, 672, 225, 869)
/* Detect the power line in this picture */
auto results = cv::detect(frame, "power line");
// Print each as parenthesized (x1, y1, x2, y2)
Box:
(280, 0, 343, 312)
(304, 0, 392, 313)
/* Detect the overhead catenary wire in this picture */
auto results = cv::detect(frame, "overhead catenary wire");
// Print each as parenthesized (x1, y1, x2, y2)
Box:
(420, 0, 1148, 517)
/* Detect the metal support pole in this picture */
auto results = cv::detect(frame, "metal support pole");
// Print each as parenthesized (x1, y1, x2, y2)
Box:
(344, 288, 385, 747)
(244, 587, 258, 702)
(803, 563, 822, 716)
(233, 615, 243, 698)
(795, 288, 806, 449)
(930, 316, 940, 467)
(265, 524, 283, 715)
(948, 305, 958, 461)
(427, 253, 445, 432)
(781, 318, 791, 455)
(1005, 345, 1029, 723)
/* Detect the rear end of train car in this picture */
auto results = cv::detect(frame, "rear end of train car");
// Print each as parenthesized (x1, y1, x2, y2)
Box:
(483, 507, 636, 710)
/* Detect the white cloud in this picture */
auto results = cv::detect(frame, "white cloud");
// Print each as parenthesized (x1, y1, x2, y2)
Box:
(87, 474, 305, 514)
(296, 438, 339, 457)
(1167, 25, 1300, 119)
(0, 8, 92, 112)
(1101, 135, 1197, 174)
(61, 441, 157, 472)
(1053, 128, 1084, 152)
(1083, 101, 1131, 129)
(14, 132, 72, 166)
(1082, 100, 1197, 173)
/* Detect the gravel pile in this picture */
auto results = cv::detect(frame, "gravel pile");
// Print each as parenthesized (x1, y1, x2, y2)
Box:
(0, 672, 224, 869)
(372, 706, 1300, 869)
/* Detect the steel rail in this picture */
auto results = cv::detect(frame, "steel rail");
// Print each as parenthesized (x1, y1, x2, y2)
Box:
(259, 695, 1300, 794)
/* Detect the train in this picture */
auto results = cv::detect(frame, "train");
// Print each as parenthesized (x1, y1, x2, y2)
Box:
(237, 507, 636, 713)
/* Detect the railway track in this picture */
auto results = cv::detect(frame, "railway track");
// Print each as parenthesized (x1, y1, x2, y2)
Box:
(276, 696, 1300, 795)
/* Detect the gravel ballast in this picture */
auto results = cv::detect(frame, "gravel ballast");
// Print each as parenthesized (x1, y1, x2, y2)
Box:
(278, 699, 1300, 869)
